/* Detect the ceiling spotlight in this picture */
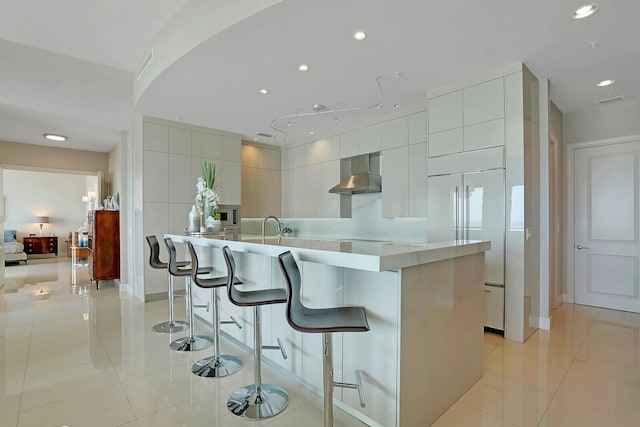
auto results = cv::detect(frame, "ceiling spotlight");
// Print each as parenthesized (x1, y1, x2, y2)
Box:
(298, 64, 309, 72)
(43, 133, 67, 142)
(309, 131, 315, 135)
(597, 79, 614, 87)
(588, 40, 600, 49)
(259, 89, 269, 95)
(394, 104, 400, 108)
(572, 4, 598, 19)
(354, 31, 367, 41)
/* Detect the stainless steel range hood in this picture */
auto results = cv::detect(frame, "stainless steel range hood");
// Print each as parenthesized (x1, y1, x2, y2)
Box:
(329, 152, 381, 194)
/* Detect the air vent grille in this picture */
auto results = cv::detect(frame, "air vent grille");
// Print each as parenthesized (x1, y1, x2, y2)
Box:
(598, 95, 624, 104)
(255, 132, 274, 138)
(136, 49, 154, 81)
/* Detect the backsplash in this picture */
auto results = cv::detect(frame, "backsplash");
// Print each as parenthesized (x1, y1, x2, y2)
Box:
(243, 193, 428, 243)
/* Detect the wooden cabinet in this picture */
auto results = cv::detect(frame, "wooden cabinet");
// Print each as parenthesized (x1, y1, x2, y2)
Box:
(87, 210, 119, 288)
(23, 236, 58, 256)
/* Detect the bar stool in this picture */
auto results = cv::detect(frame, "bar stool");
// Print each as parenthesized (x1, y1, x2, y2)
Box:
(222, 246, 289, 419)
(278, 251, 369, 427)
(164, 237, 213, 352)
(186, 242, 244, 377)
(146, 235, 190, 333)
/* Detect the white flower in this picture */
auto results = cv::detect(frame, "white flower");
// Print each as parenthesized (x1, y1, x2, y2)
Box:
(195, 174, 220, 218)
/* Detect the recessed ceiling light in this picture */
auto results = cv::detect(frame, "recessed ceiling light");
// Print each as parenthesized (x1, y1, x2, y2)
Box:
(309, 131, 315, 135)
(597, 79, 614, 87)
(259, 89, 269, 95)
(298, 64, 309, 72)
(354, 31, 367, 41)
(394, 104, 400, 108)
(43, 133, 67, 142)
(572, 4, 598, 19)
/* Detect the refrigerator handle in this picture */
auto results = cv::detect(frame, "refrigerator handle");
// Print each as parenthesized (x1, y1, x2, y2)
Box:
(454, 186, 459, 240)
(465, 185, 470, 240)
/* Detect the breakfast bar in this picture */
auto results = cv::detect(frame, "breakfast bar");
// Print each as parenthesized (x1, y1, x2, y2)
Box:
(167, 233, 490, 426)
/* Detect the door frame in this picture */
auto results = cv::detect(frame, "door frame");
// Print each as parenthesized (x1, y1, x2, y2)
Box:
(565, 134, 640, 304)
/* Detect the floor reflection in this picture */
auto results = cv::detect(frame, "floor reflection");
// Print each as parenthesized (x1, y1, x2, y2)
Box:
(3, 257, 640, 426)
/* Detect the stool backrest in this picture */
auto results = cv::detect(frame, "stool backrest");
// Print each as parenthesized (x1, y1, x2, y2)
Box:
(222, 246, 242, 306)
(163, 237, 185, 276)
(186, 241, 204, 288)
(146, 235, 167, 269)
(277, 250, 311, 332)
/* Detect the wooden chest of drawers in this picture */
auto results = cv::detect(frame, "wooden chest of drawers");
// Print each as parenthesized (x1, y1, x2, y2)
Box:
(23, 236, 58, 256)
(87, 210, 120, 288)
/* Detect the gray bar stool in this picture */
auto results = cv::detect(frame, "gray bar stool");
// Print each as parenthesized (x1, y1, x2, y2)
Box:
(164, 237, 213, 352)
(222, 246, 289, 420)
(278, 251, 369, 427)
(186, 242, 243, 377)
(146, 235, 189, 333)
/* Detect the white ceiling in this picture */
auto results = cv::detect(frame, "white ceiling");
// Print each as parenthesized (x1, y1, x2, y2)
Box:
(1, 0, 639, 152)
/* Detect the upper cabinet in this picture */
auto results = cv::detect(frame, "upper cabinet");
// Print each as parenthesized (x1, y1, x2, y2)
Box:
(462, 78, 504, 125)
(428, 91, 463, 133)
(142, 117, 242, 206)
(428, 78, 505, 158)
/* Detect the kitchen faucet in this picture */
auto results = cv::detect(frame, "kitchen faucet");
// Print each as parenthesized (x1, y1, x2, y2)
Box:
(262, 215, 282, 244)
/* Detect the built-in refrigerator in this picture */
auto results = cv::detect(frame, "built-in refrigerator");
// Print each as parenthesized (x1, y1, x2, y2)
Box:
(427, 168, 505, 331)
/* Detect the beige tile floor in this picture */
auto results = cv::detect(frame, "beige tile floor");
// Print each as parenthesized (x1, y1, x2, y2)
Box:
(1, 258, 640, 426)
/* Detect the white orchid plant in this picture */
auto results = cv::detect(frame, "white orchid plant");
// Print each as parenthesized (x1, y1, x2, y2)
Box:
(195, 161, 221, 220)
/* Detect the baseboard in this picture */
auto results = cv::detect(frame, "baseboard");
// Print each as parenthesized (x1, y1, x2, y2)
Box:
(118, 282, 132, 294)
(529, 314, 552, 330)
(144, 292, 168, 302)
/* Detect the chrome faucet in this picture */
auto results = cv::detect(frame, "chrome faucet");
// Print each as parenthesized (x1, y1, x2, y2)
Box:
(261, 215, 282, 244)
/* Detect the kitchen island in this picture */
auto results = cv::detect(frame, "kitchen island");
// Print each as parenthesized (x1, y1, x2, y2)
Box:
(167, 234, 489, 426)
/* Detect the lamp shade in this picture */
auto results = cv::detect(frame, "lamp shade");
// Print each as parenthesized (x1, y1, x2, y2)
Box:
(32, 216, 49, 224)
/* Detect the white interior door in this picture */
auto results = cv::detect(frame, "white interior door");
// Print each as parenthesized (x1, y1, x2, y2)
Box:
(574, 140, 640, 312)
(464, 169, 505, 286)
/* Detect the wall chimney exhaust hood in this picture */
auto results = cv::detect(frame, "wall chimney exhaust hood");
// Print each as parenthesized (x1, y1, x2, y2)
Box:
(329, 152, 381, 194)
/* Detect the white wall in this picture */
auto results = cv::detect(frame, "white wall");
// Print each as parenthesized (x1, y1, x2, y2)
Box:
(3, 169, 97, 249)
(564, 98, 640, 144)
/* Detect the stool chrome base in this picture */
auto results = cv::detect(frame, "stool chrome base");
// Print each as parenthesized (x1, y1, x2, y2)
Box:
(227, 384, 289, 419)
(152, 320, 189, 334)
(192, 355, 242, 378)
(170, 335, 213, 352)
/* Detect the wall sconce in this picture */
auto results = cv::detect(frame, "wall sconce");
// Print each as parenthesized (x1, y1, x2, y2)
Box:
(32, 216, 50, 236)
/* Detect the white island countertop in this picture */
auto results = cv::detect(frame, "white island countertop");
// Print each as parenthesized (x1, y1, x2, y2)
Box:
(166, 233, 490, 272)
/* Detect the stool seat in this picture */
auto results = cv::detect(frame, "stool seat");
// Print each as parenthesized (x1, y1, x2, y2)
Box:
(195, 275, 243, 289)
(290, 306, 369, 333)
(230, 288, 287, 307)
(172, 266, 213, 277)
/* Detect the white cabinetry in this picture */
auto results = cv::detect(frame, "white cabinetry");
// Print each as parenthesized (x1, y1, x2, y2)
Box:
(429, 78, 505, 158)
(428, 168, 505, 328)
(382, 146, 409, 218)
(426, 63, 540, 340)
(463, 78, 504, 125)
(428, 91, 463, 133)
(484, 284, 505, 331)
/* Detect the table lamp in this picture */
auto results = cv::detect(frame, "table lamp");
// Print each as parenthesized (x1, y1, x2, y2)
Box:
(32, 216, 50, 236)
